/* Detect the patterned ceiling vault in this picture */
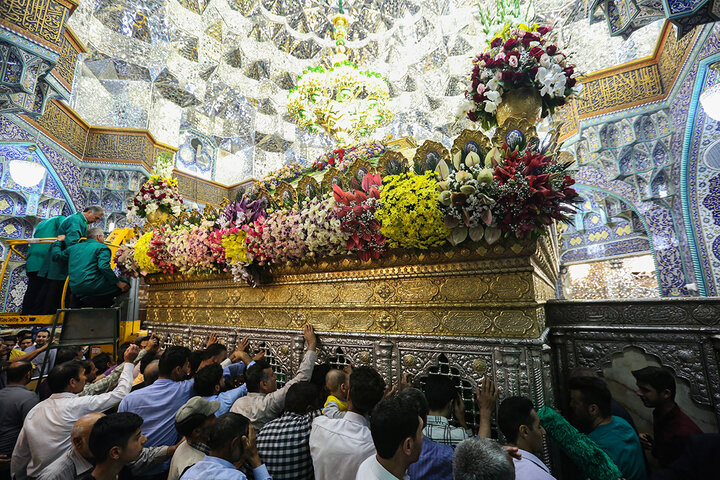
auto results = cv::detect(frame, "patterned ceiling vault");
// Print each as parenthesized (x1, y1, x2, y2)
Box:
(66, 0, 663, 184)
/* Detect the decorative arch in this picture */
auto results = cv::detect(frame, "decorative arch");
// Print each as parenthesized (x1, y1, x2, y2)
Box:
(680, 51, 720, 296)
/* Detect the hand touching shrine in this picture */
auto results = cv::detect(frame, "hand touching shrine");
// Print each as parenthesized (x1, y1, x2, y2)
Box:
(303, 324, 317, 351)
(476, 376, 499, 438)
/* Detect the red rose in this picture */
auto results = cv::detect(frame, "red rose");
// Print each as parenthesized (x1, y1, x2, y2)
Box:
(503, 38, 519, 50)
(491, 37, 502, 48)
(522, 36, 534, 46)
(546, 45, 557, 55)
(567, 77, 576, 88)
(564, 67, 574, 76)
(507, 51, 520, 60)
(467, 111, 477, 122)
(537, 26, 551, 35)
(501, 71, 515, 82)
(529, 47, 544, 59)
(529, 67, 539, 78)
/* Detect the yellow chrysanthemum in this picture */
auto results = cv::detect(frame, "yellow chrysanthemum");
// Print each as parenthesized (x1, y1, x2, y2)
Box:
(376, 172, 449, 249)
(133, 231, 159, 274)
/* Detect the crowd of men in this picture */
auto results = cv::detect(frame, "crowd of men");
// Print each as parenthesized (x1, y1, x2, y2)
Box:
(0, 323, 717, 480)
(20, 206, 129, 314)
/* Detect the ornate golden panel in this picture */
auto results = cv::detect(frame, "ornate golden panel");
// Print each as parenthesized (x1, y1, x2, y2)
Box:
(144, 234, 558, 339)
(49, 27, 84, 88)
(0, 0, 76, 49)
(29, 99, 88, 155)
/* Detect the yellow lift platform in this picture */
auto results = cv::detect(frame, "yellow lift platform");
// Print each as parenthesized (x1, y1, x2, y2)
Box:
(1, 228, 142, 343)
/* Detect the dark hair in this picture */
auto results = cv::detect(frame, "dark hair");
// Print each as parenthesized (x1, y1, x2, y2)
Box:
(207, 412, 250, 451)
(189, 350, 204, 376)
(134, 335, 150, 346)
(370, 396, 421, 459)
(498, 396, 535, 444)
(397, 387, 430, 424)
(35, 328, 49, 336)
(48, 361, 84, 393)
(176, 413, 212, 438)
(7, 362, 32, 383)
(245, 359, 272, 393)
(55, 346, 83, 365)
(632, 366, 676, 400)
(158, 346, 191, 377)
(89, 412, 143, 462)
(117, 342, 132, 363)
(139, 352, 158, 374)
(205, 343, 227, 358)
(194, 363, 224, 397)
(423, 375, 457, 411)
(568, 376, 612, 418)
(91, 353, 113, 373)
(80, 360, 94, 375)
(349, 366, 385, 415)
(285, 382, 319, 414)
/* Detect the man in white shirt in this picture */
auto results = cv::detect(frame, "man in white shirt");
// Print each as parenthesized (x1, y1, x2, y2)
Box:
(497, 396, 555, 480)
(11, 344, 139, 479)
(231, 324, 317, 431)
(356, 395, 423, 480)
(309, 365, 386, 480)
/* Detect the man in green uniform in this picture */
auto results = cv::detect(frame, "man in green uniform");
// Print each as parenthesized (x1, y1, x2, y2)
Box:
(21, 215, 65, 314)
(50, 227, 130, 308)
(40, 206, 104, 313)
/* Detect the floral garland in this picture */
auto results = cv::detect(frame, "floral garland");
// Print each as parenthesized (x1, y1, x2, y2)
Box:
(376, 172, 449, 249)
(127, 175, 184, 221)
(252, 162, 309, 192)
(459, 24, 581, 129)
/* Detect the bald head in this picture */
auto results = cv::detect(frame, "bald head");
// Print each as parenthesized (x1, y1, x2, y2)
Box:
(72, 413, 105, 460)
(143, 359, 160, 386)
(325, 369, 348, 396)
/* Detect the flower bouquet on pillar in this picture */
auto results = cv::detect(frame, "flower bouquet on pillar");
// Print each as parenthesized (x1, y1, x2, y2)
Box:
(127, 175, 185, 226)
(458, 24, 582, 130)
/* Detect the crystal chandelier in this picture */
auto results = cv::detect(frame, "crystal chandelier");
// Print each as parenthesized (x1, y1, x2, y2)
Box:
(287, 2, 393, 145)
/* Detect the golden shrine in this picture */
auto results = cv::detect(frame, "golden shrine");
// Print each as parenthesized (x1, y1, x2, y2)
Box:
(144, 232, 558, 339)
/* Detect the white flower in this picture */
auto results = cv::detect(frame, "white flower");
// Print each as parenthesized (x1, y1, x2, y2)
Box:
(495, 52, 506, 61)
(535, 64, 567, 97)
(529, 41, 540, 48)
(484, 100, 497, 113)
(145, 203, 158, 215)
(539, 54, 551, 68)
(485, 90, 501, 103)
(508, 56, 519, 68)
(487, 78, 500, 91)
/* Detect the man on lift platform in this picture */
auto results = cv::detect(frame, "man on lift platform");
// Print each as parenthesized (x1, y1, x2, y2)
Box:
(41, 206, 104, 313)
(50, 227, 130, 308)
(21, 215, 65, 314)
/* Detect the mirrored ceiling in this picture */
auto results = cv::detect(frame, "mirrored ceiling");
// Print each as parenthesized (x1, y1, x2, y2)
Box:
(67, 0, 662, 184)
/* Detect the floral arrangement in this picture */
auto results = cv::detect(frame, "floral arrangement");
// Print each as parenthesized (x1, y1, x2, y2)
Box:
(217, 198, 266, 229)
(492, 146, 579, 238)
(118, 133, 579, 285)
(438, 150, 501, 246)
(132, 232, 159, 275)
(459, 24, 581, 129)
(243, 208, 307, 265)
(252, 162, 309, 192)
(315, 142, 387, 172)
(376, 172, 449, 249)
(299, 198, 349, 257)
(333, 173, 387, 261)
(114, 242, 142, 277)
(127, 175, 184, 221)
